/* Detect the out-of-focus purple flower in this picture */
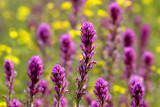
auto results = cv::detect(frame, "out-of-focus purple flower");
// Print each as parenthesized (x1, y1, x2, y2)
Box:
(93, 78, 110, 106)
(37, 23, 52, 47)
(139, 100, 149, 107)
(60, 33, 75, 75)
(75, 22, 96, 106)
(26, 56, 44, 105)
(34, 99, 43, 107)
(128, 75, 143, 92)
(3, 59, 17, 105)
(123, 47, 136, 65)
(134, 15, 141, 25)
(38, 79, 50, 96)
(109, 2, 122, 23)
(60, 97, 68, 107)
(142, 51, 154, 67)
(70, 0, 85, 14)
(90, 100, 100, 107)
(139, 24, 150, 54)
(9, 99, 23, 107)
(123, 29, 136, 47)
(50, 64, 68, 107)
(130, 82, 145, 107)
(85, 94, 92, 106)
(53, 98, 58, 107)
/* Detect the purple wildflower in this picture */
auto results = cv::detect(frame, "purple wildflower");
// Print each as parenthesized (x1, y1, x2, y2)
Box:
(130, 82, 145, 107)
(90, 100, 100, 107)
(139, 24, 150, 55)
(109, 2, 122, 23)
(60, 33, 75, 75)
(26, 56, 44, 105)
(93, 78, 110, 106)
(33, 99, 43, 107)
(9, 99, 23, 107)
(142, 51, 154, 67)
(123, 47, 136, 79)
(75, 22, 96, 107)
(3, 59, 17, 106)
(85, 94, 92, 106)
(50, 64, 68, 107)
(123, 29, 136, 47)
(37, 23, 52, 47)
(133, 15, 141, 25)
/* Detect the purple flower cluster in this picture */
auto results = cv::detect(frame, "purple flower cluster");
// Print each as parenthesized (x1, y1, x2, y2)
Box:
(109, 2, 122, 23)
(26, 56, 44, 105)
(60, 33, 75, 75)
(90, 100, 100, 107)
(85, 94, 92, 106)
(9, 99, 23, 107)
(69, 0, 86, 29)
(123, 29, 136, 47)
(37, 23, 52, 47)
(3, 59, 17, 105)
(93, 78, 111, 106)
(75, 22, 96, 106)
(123, 47, 136, 79)
(104, 2, 122, 81)
(139, 24, 150, 55)
(130, 82, 145, 107)
(50, 64, 68, 107)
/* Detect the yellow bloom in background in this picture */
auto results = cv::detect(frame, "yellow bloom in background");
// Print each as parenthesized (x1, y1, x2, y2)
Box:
(86, 0, 102, 8)
(0, 44, 12, 54)
(151, 65, 156, 71)
(17, 6, 30, 21)
(0, 0, 7, 9)
(113, 85, 120, 92)
(83, 9, 94, 17)
(18, 29, 31, 45)
(156, 68, 160, 75)
(69, 29, 81, 39)
(97, 9, 107, 17)
(157, 16, 160, 25)
(141, 0, 153, 5)
(125, 0, 132, 7)
(62, 21, 70, 29)
(52, 21, 61, 29)
(156, 46, 160, 53)
(0, 102, 7, 107)
(132, 3, 141, 13)
(4, 55, 20, 64)
(9, 30, 18, 39)
(2, 11, 10, 19)
(47, 2, 54, 10)
(61, 1, 72, 10)
(121, 26, 126, 32)
(97, 61, 105, 66)
(119, 87, 126, 94)
(116, 0, 125, 7)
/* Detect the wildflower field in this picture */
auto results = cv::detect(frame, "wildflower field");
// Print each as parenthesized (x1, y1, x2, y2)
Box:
(0, 0, 160, 106)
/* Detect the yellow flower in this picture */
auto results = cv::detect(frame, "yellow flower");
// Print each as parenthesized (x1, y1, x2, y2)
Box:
(0, 44, 12, 54)
(116, 0, 125, 7)
(86, 0, 102, 8)
(0, 0, 7, 9)
(125, 1, 132, 7)
(47, 2, 54, 9)
(17, 6, 30, 21)
(97, 61, 105, 66)
(151, 65, 156, 71)
(18, 29, 31, 45)
(4, 55, 20, 64)
(157, 68, 160, 75)
(9, 30, 18, 39)
(0, 102, 7, 107)
(61, 1, 72, 10)
(97, 9, 107, 17)
(69, 29, 81, 39)
(141, 0, 153, 5)
(132, 4, 141, 13)
(157, 16, 160, 25)
(2, 11, 10, 19)
(119, 87, 126, 94)
(156, 46, 160, 53)
(62, 21, 70, 29)
(52, 21, 61, 29)
(83, 9, 94, 17)
(113, 85, 120, 92)
(121, 26, 126, 32)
